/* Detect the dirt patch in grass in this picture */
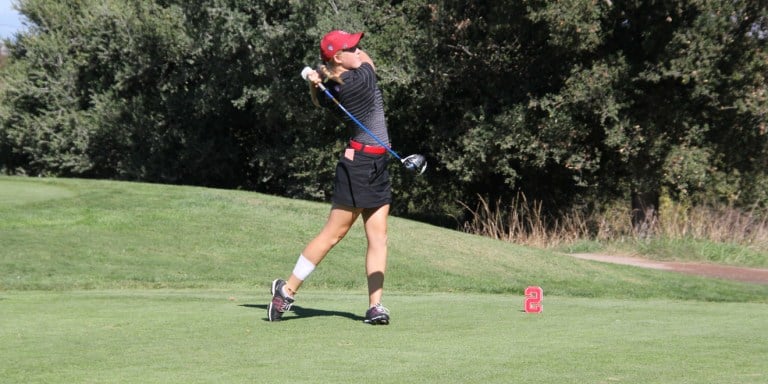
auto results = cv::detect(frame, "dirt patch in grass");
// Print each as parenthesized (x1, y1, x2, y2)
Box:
(570, 253, 768, 285)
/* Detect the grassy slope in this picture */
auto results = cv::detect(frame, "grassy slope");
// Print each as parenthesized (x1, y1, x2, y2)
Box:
(1, 176, 766, 302)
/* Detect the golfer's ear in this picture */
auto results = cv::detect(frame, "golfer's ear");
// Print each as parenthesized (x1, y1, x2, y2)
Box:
(331, 54, 344, 66)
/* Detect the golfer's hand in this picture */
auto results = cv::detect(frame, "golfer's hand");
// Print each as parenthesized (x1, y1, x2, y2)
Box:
(305, 70, 322, 87)
(358, 50, 375, 71)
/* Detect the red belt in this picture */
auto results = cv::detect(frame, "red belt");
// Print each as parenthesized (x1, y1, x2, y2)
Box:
(349, 140, 387, 155)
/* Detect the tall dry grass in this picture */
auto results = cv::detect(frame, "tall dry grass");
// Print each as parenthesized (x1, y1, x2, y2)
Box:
(657, 202, 768, 248)
(461, 194, 768, 251)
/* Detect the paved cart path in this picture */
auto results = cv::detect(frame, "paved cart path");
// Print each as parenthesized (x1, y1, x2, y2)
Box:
(569, 253, 768, 285)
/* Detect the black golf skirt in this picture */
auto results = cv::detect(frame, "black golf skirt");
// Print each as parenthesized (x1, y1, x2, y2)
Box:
(332, 149, 392, 208)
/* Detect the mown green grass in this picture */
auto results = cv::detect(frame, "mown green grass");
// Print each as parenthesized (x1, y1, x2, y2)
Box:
(1, 176, 767, 383)
(1, 290, 766, 384)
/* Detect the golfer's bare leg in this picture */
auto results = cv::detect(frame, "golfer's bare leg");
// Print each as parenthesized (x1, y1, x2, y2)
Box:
(362, 204, 389, 307)
(285, 204, 360, 295)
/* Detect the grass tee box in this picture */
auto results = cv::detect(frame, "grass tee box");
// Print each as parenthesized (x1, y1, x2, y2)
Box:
(1, 290, 766, 384)
(0, 176, 767, 383)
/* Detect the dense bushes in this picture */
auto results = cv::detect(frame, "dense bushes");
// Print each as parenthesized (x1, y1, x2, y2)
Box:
(1, 0, 766, 227)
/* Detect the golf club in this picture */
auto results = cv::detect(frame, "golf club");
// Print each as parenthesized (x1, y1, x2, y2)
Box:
(301, 66, 427, 175)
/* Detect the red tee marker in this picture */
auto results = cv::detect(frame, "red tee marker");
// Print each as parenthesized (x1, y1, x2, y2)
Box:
(524, 286, 543, 313)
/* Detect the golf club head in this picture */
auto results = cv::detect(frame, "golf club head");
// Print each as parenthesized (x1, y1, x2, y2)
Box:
(402, 154, 427, 175)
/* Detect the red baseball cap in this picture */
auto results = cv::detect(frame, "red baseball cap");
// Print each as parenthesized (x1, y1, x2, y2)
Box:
(320, 30, 364, 62)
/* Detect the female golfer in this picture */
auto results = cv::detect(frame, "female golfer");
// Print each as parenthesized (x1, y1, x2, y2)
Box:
(268, 30, 392, 325)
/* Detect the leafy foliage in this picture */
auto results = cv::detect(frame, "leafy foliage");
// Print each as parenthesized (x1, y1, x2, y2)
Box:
(1, 0, 766, 226)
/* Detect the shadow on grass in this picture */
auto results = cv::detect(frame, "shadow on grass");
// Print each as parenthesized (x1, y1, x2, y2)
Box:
(241, 304, 365, 322)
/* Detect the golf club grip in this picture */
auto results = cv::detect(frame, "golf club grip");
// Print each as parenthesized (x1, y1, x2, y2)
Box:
(300, 67, 328, 92)
(300, 66, 313, 81)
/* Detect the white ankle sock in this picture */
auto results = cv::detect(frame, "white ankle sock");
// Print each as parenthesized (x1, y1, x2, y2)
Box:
(281, 286, 294, 299)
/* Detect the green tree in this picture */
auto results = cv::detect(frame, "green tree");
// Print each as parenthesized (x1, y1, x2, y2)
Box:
(2, 0, 766, 229)
(394, 0, 767, 224)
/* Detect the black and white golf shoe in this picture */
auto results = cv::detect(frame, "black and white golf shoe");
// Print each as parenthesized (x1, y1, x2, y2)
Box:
(363, 303, 390, 325)
(268, 279, 294, 322)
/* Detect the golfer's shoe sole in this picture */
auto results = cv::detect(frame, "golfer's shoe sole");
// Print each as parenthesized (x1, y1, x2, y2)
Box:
(363, 316, 390, 325)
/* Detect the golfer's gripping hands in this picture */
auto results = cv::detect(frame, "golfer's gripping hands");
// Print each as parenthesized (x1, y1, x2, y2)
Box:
(303, 68, 323, 89)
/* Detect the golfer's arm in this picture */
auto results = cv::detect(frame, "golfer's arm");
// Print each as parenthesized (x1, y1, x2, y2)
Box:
(359, 50, 375, 72)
